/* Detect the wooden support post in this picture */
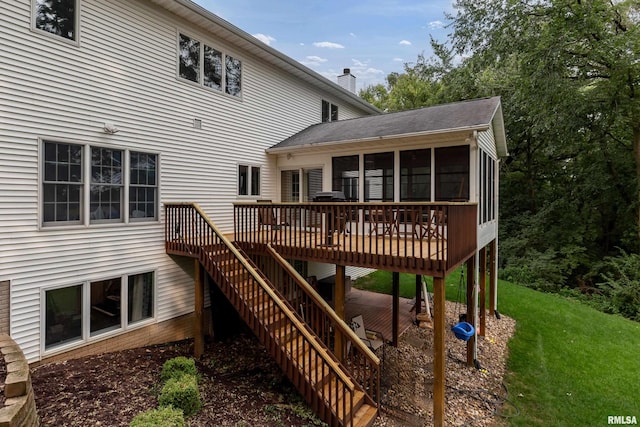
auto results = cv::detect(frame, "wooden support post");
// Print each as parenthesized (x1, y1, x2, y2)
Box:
(415, 275, 422, 315)
(466, 255, 476, 366)
(433, 276, 446, 427)
(479, 247, 487, 337)
(334, 265, 346, 360)
(392, 272, 400, 347)
(489, 239, 497, 316)
(194, 259, 205, 359)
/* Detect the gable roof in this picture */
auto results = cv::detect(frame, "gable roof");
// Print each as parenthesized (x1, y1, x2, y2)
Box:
(147, 0, 380, 115)
(267, 96, 508, 156)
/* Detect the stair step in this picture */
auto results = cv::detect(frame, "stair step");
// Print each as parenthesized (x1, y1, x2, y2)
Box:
(273, 323, 298, 344)
(198, 242, 380, 427)
(318, 376, 364, 407)
(294, 344, 339, 390)
(265, 312, 287, 328)
(352, 403, 378, 427)
(326, 386, 366, 422)
(235, 280, 261, 300)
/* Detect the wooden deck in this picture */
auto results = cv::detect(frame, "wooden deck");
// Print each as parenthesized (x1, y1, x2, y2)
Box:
(234, 202, 477, 276)
(235, 229, 446, 259)
(344, 288, 415, 342)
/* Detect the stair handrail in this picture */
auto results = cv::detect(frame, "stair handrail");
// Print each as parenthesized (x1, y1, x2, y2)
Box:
(265, 243, 380, 366)
(165, 202, 356, 393)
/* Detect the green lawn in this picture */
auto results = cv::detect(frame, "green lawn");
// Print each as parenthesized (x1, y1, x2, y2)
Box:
(353, 272, 640, 426)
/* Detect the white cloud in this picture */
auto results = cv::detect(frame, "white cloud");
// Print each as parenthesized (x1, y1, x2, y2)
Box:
(393, 57, 404, 62)
(313, 41, 345, 49)
(362, 67, 385, 75)
(429, 20, 444, 29)
(301, 55, 328, 66)
(399, 40, 412, 46)
(253, 33, 276, 45)
(352, 59, 367, 68)
(349, 32, 356, 37)
(348, 59, 384, 76)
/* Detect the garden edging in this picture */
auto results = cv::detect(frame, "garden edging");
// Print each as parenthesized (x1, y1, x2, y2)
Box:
(0, 334, 38, 427)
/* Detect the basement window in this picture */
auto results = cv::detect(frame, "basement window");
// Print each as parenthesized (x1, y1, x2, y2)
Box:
(44, 271, 155, 351)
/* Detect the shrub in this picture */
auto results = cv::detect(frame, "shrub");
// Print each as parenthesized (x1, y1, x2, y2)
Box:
(129, 406, 185, 427)
(158, 374, 202, 417)
(598, 249, 640, 321)
(160, 356, 198, 383)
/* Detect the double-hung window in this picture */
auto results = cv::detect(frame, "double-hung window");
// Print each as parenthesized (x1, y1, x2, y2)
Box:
(43, 142, 83, 224)
(90, 147, 123, 221)
(238, 165, 260, 196)
(33, 0, 79, 42)
(129, 152, 157, 220)
(42, 141, 158, 226)
(178, 32, 242, 97)
(322, 100, 338, 122)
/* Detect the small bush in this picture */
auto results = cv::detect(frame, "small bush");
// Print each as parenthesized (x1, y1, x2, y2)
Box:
(158, 374, 202, 417)
(598, 249, 640, 321)
(160, 356, 198, 383)
(129, 406, 185, 427)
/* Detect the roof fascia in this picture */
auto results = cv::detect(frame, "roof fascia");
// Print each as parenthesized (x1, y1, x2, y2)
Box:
(266, 124, 490, 154)
(490, 102, 509, 157)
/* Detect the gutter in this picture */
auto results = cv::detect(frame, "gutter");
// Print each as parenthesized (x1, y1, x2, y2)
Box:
(266, 124, 491, 154)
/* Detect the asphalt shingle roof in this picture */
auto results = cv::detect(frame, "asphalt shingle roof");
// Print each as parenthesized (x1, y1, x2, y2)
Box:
(269, 96, 502, 151)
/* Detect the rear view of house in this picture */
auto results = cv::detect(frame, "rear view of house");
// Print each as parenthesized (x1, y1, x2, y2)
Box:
(0, 1, 506, 425)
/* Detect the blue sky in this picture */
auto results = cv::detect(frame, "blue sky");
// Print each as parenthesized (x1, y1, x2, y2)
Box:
(192, 0, 455, 91)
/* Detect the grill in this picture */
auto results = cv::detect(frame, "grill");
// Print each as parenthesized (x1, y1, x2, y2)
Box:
(312, 191, 346, 202)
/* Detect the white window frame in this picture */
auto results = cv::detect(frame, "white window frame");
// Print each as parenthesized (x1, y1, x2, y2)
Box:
(31, 0, 81, 46)
(39, 138, 160, 228)
(322, 100, 339, 122)
(177, 30, 243, 99)
(238, 164, 261, 197)
(41, 269, 157, 356)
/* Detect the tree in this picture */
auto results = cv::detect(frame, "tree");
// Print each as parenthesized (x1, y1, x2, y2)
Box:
(359, 0, 639, 295)
(449, 0, 640, 237)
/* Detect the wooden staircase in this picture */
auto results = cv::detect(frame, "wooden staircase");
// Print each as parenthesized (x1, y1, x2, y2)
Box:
(165, 203, 380, 427)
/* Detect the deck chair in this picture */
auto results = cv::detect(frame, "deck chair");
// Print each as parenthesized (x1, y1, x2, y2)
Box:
(367, 208, 396, 236)
(426, 209, 446, 240)
(257, 200, 289, 231)
(349, 315, 384, 352)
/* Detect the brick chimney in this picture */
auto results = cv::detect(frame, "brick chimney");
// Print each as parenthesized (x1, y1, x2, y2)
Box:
(337, 68, 356, 93)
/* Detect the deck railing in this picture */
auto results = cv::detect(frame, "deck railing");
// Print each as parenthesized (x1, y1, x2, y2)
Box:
(234, 202, 477, 276)
(259, 244, 381, 404)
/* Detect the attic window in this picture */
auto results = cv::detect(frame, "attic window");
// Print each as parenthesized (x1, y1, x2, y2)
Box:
(178, 32, 242, 98)
(322, 100, 338, 122)
(34, 0, 78, 42)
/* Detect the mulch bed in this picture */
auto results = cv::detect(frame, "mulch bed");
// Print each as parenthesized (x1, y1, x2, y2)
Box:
(31, 334, 320, 426)
(30, 302, 516, 426)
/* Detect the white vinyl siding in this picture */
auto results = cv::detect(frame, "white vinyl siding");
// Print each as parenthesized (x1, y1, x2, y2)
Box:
(0, 0, 374, 362)
(477, 127, 498, 159)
